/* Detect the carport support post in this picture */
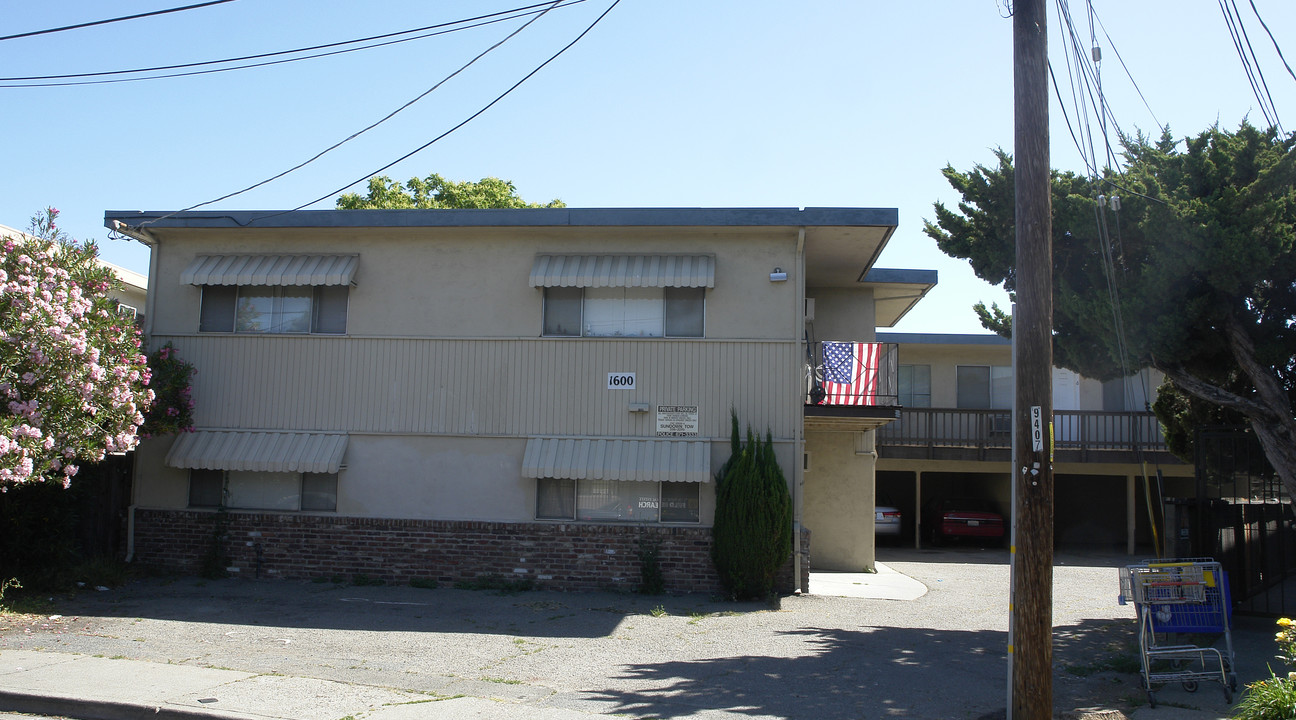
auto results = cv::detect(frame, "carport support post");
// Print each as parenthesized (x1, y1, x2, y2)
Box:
(1009, 0, 1054, 717)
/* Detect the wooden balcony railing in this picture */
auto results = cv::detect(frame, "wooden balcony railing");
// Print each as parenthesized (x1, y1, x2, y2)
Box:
(877, 408, 1167, 455)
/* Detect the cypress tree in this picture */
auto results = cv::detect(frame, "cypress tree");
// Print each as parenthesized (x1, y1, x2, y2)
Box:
(712, 413, 793, 600)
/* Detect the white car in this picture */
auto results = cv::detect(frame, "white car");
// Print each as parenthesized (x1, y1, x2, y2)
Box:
(875, 506, 902, 536)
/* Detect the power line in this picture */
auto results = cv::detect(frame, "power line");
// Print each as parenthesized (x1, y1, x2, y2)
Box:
(0, 1, 581, 84)
(1219, 0, 1284, 133)
(0, 0, 238, 42)
(236, 0, 624, 226)
(1092, 12, 1161, 132)
(0, 1, 587, 88)
(172, 1, 566, 214)
(1249, 0, 1296, 86)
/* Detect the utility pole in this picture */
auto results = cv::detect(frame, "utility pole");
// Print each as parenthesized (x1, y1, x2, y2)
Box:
(1010, 0, 1054, 718)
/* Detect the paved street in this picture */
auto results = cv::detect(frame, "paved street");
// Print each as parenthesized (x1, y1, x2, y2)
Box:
(0, 548, 1275, 719)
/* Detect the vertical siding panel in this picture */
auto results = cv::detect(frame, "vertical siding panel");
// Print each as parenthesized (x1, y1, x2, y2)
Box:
(521, 340, 536, 436)
(446, 338, 458, 434)
(459, 340, 474, 435)
(400, 339, 415, 432)
(417, 338, 432, 434)
(298, 339, 313, 429)
(492, 339, 509, 435)
(362, 339, 378, 433)
(482, 339, 493, 434)
(292, 339, 307, 428)
(163, 336, 796, 441)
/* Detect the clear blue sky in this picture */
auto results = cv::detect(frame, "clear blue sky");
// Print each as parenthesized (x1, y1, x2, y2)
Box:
(3, 1, 1293, 334)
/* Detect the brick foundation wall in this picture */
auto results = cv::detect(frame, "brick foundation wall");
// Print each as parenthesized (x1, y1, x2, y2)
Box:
(132, 510, 812, 595)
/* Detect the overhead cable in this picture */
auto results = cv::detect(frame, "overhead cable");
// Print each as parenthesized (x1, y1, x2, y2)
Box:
(167, 0, 567, 215)
(0, 1, 583, 84)
(1, 1, 587, 88)
(1248, 0, 1296, 86)
(0, 0, 238, 42)
(242, 0, 624, 224)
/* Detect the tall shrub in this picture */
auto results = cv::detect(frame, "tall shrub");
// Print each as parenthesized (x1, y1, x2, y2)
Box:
(1, 209, 154, 488)
(711, 411, 793, 600)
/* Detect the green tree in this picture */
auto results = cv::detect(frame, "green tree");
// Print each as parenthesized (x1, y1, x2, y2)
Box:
(711, 411, 793, 600)
(924, 122, 1296, 495)
(336, 173, 565, 209)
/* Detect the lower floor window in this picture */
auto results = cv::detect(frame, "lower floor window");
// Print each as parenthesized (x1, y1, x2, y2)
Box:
(536, 478, 700, 523)
(189, 469, 338, 511)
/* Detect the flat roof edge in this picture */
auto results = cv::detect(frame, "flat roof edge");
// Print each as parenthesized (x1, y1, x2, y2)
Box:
(878, 332, 1011, 345)
(103, 207, 900, 231)
(859, 268, 939, 286)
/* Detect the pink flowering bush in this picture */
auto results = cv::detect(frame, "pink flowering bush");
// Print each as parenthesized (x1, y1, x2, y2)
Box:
(0, 209, 154, 489)
(141, 343, 195, 437)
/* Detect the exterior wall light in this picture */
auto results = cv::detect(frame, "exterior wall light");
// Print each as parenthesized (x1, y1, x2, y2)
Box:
(769, 268, 788, 282)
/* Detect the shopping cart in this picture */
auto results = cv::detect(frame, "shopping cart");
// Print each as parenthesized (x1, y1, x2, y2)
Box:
(1118, 558, 1237, 708)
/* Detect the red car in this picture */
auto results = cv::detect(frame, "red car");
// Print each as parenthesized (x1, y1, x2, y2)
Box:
(926, 498, 1007, 546)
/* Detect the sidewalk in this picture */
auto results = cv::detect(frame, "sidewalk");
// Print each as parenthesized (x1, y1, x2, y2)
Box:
(0, 649, 597, 720)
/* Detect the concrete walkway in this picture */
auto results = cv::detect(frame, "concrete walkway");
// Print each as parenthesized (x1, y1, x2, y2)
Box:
(808, 562, 929, 600)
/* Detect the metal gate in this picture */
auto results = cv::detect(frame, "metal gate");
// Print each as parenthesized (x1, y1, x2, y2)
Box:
(1187, 427, 1295, 616)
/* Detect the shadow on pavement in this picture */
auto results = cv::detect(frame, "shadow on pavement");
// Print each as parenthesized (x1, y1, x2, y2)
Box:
(35, 575, 761, 640)
(582, 618, 1142, 719)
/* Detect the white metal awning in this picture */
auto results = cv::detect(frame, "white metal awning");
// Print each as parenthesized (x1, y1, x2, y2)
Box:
(528, 255, 715, 288)
(522, 437, 712, 483)
(181, 255, 359, 286)
(166, 431, 348, 474)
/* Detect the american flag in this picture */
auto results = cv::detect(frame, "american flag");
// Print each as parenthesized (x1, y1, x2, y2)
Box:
(821, 341, 881, 406)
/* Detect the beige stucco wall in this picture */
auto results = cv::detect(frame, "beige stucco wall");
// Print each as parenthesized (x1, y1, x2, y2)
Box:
(802, 430, 876, 571)
(146, 226, 802, 341)
(806, 287, 877, 343)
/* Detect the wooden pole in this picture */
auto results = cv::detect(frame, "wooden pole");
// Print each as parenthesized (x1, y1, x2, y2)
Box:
(1011, 0, 1054, 718)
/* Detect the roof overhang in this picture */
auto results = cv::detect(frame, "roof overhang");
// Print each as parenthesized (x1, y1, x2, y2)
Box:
(104, 207, 898, 231)
(858, 268, 939, 327)
(103, 208, 899, 286)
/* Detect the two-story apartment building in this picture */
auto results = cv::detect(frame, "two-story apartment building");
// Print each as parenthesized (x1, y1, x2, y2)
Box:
(874, 332, 1195, 554)
(105, 207, 934, 593)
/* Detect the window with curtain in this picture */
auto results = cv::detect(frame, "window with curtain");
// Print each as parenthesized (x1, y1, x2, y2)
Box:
(200, 285, 349, 334)
(542, 287, 704, 338)
(536, 478, 700, 523)
(188, 470, 338, 511)
(898, 364, 931, 407)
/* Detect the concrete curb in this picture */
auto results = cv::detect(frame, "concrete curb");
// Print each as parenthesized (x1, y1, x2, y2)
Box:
(0, 689, 261, 720)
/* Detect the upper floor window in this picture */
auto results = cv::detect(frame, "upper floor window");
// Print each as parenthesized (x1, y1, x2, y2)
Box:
(543, 286, 704, 338)
(898, 364, 931, 408)
(531, 254, 713, 339)
(200, 285, 348, 334)
(183, 254, 357, 335)
(957, 365, 1012, 409)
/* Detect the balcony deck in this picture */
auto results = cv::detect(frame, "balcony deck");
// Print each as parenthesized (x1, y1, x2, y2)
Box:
(803, 341, 900, 431)
(876, 408, 1181, 464)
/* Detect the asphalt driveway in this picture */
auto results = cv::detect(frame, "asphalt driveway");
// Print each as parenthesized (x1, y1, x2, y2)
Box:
(0, 548, 1274, 719)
